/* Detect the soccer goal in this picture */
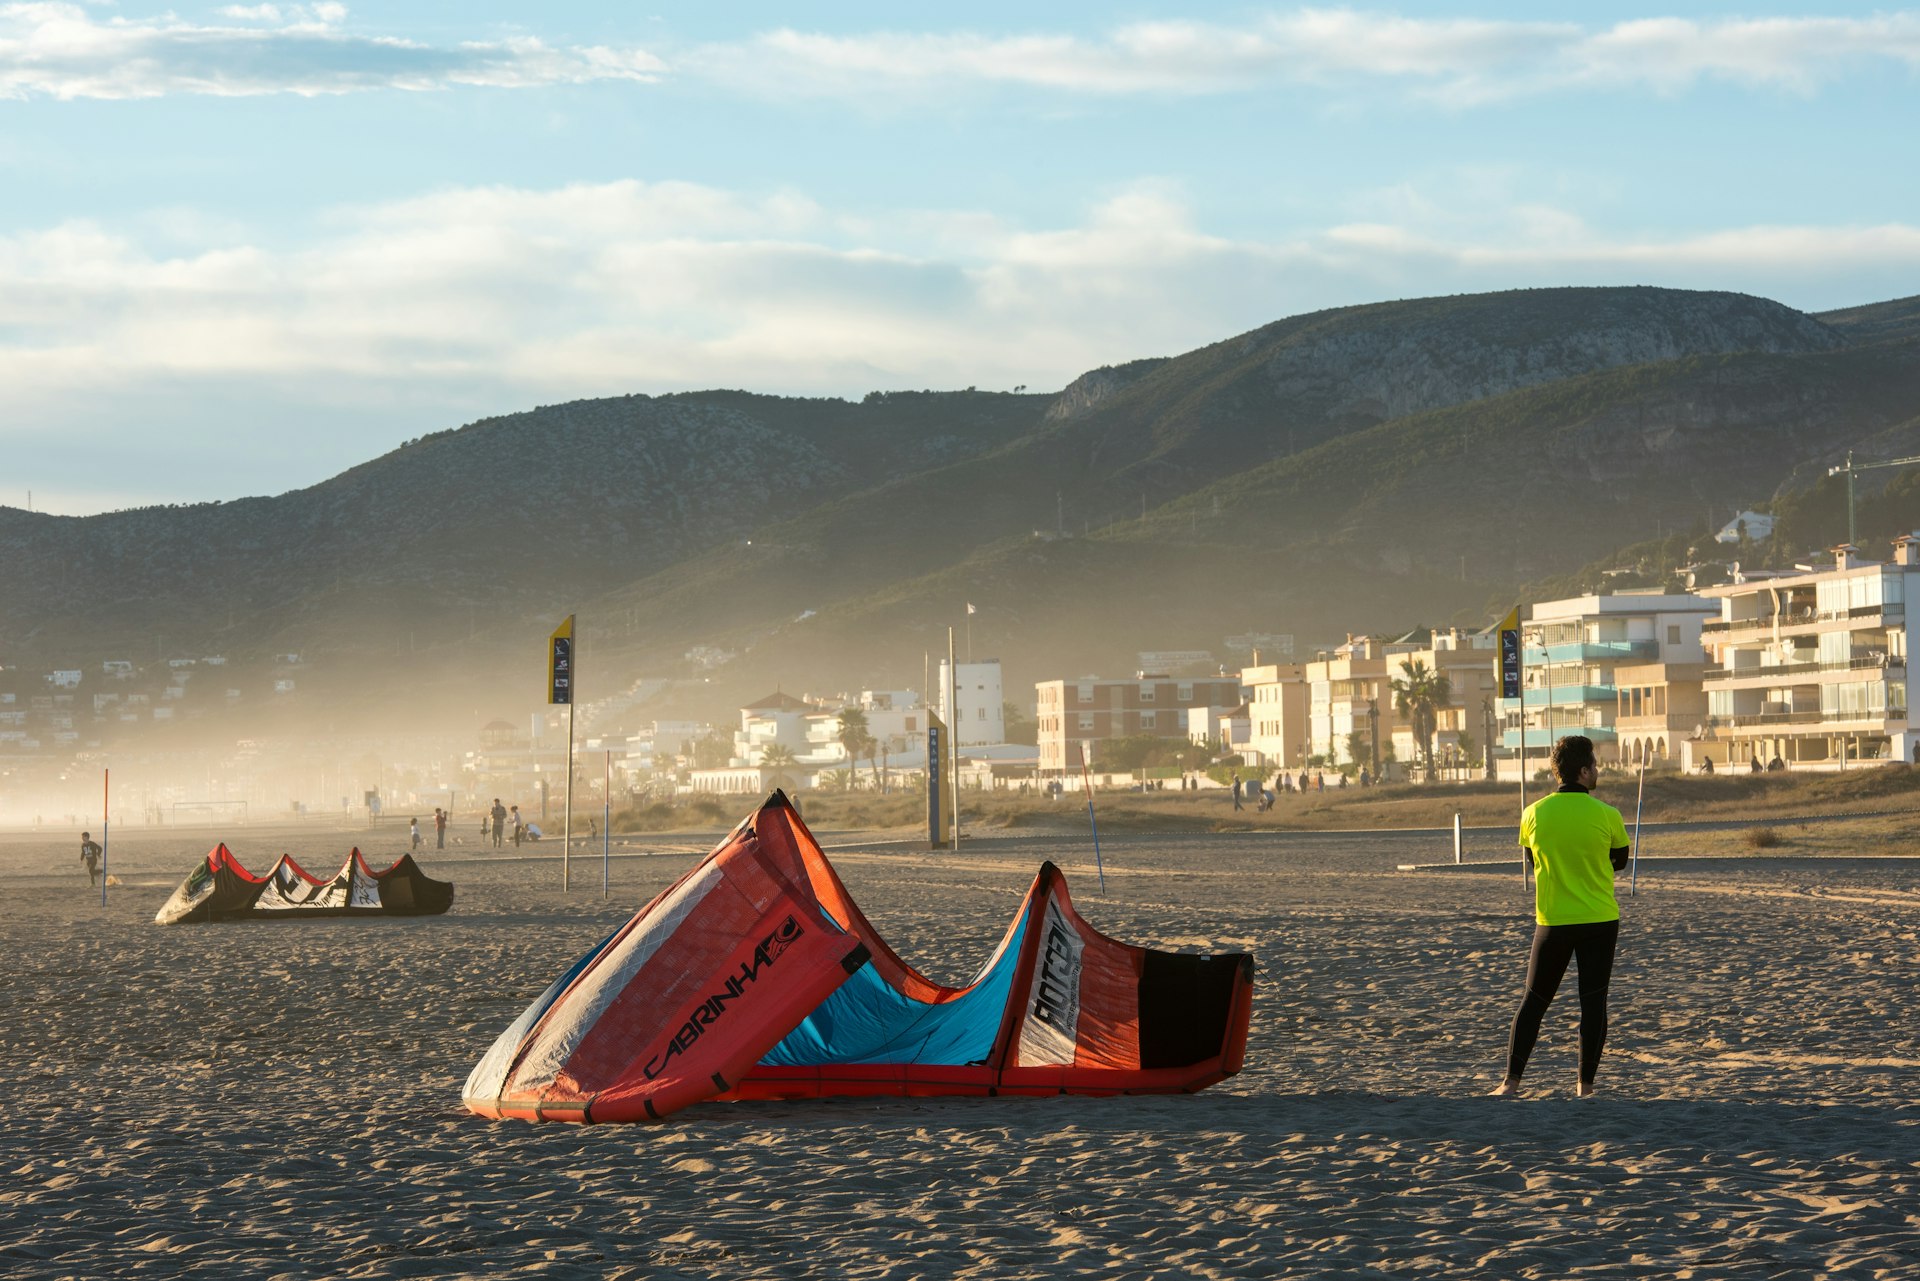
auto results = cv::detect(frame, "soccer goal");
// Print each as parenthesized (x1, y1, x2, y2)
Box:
(171, 800, 250, 826)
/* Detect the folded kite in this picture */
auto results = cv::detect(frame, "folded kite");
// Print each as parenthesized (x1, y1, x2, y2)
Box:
(464, 791, 1253, 1123)
(154, 844, 454, 924)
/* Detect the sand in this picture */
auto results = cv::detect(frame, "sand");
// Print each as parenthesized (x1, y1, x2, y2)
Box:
(2, 820, 1917, 1279)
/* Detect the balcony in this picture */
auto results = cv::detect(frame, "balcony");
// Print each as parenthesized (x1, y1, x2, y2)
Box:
(1702, 604, 1903, 637)
(1703, 656, 1903, 682)
(1718, 708, 1907, 730)
(1502, 726, 1617, 748)
(1500, 685, 1618, 709)
(1524, 640, 1659, 664)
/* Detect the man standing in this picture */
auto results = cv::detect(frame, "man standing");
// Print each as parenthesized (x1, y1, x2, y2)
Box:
(434, 807, 447, 849)
(1492, 734, 1630, 1099)
(79, 831, 103, 886)
(509, 804, 524, 847)
(490, 798, 507, 849)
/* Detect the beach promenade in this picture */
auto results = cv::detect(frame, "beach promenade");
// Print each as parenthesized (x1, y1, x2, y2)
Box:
(2, 825, 1915, 1278)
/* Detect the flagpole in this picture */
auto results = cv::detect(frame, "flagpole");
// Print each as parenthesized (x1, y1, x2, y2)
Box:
(1078, 743, 1105, 893)
(944, 629, 960, 852)
(101, 767, 109, 908)
(602, 748, 611, 903)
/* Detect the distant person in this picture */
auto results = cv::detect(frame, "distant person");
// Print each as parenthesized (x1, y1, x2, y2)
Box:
(409, 817, 422, 850)
(1768, 755, 1785, 772)
(588, 816, 598, 842)
(1700, 757, 1715, 775)
(79, 832, 102, 886)
(510, 804, 525, 847)
(1359, 768, 1370, 787)
(1338, 772, 1349, 789)
(1231, 774, 1243, 811)
(1492, 734, 1629, 1100)
(1749, 755, 1763, 774)
(434, 808, 447, 850)
(490, 799, 507, 849)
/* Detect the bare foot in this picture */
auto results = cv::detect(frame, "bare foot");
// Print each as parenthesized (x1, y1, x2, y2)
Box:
(1576, 1081, 1597, 1098)
(1489, 1077, 1522, 1097)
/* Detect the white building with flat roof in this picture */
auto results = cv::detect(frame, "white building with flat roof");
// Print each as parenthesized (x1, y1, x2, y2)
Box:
(938, 659, 1004, 747)
(1695, 540, 1918, 770)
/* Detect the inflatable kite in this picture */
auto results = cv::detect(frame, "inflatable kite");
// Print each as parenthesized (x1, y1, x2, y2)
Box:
(464, 791, 1253, 1123)
(154, 844, 454, 924)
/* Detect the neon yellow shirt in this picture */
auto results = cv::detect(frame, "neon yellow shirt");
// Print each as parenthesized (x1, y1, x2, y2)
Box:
(1519, 788, 1627, 926)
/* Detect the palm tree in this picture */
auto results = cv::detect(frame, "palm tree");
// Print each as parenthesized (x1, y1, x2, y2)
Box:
(1390, 658, 1452, 782)
(836, 706, 878, 791)
(760, 744, 798, 795)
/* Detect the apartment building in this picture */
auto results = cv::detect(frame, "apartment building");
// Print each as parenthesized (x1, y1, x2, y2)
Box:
(1303, 628, 1497, 772)
(1035, 674, 1243, 774)
(1242, 663, 1309, 769)
(1694, 540, 1917, 769)
(1500, 593, 1715, 772)
(937, 660, 1005, 747)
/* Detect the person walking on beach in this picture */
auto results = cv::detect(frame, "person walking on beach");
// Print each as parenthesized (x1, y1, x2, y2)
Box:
(409, 817, 422, 850)
(79, 831, 103, 886)
(1493, 734, 1630, 1100)
(490, 799, 507, 849)
(1231, 774, 1243, 811)
(434, 807, 447, 850)
(510, 804, 524, 847)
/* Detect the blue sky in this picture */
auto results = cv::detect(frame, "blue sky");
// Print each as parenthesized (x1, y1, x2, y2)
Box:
(5, 2, 1919, 513)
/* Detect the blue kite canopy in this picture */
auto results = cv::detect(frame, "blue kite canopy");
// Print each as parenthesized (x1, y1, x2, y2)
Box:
(464, 792, 1254, 1123)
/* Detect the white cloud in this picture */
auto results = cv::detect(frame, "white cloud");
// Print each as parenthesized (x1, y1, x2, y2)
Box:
(5, 178, 1920, 507)
(688, 9, 1920, 103)
(0, 2, 661, 100)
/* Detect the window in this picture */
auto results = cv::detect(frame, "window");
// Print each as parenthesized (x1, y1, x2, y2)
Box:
(1140, 684, 1156, 702)
(1078, 713, 1095, 730)
(906, 716, 917, 731)
(1177, 683, 1193, 701)
(1077, 683, 1093, 703)
(1140, 711, 1158, 729)
(1667, 625, 1681, 645)
(978, 707, 986, 720)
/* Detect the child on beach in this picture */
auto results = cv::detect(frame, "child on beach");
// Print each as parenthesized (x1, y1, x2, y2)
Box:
(1492, 734, 1630, 1100)
(409, 817, 422, 850)
(80, 832, 103, 886)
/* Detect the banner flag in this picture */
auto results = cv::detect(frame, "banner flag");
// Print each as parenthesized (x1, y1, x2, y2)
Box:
(1496, 607, 1522, 701)
(548, 615, 575, 706)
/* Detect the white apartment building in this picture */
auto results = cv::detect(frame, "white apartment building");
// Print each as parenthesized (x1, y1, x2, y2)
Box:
(1695, 540, 1919, 769)
(1500, 593, 1715, 772)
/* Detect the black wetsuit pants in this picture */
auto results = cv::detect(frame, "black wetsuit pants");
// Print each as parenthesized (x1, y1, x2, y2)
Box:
(1505, 919, 1619, 1084)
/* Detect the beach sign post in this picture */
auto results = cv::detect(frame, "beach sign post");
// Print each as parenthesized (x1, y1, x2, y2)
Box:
(548, 614, 575, 891)
(101, 767, 110, 907)
(1496, 606, 1526, 888)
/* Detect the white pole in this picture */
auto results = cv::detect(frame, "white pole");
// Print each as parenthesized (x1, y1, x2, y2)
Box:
(602, 749, 611, 902)
(949, 626, 960, 849)
(1453, 811, 1461, 864)
(1630, 750, 1647, 897)
(563, 699, 574, 892)
(101, 767, 110, 907)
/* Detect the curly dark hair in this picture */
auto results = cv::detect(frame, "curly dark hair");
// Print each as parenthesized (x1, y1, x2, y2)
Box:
(1550, 734, 1597, 785)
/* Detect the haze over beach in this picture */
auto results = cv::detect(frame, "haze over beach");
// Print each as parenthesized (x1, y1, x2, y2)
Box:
(4, 3, 1920, 1278)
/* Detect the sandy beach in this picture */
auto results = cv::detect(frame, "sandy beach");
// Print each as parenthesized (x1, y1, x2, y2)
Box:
(2, 819, 1916, 1279)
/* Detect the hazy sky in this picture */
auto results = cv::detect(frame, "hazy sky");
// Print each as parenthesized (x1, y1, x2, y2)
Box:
(6, 2, 1919, 514)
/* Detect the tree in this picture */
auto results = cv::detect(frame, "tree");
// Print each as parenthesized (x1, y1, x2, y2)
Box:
(1002, 700, 1038, 746)
(760, 743, 798, 793)
(1390, 658, 1452, 782)
(836, 706, 880, 790)
(691, 731, 732, 770)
